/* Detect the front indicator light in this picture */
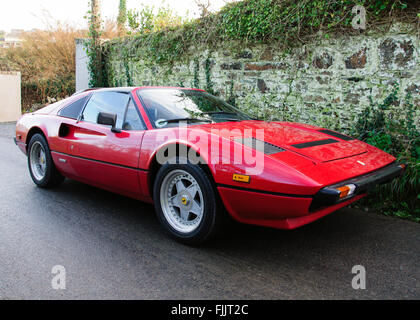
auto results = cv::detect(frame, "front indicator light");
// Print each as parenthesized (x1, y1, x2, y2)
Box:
(336, 184, 356, 198)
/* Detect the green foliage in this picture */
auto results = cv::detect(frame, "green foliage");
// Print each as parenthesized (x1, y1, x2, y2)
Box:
(219, 0, 414, 42)
(124, 59, 133, 86)
(205, 56, 214, 94)
(227, 81, 236, 106)
(22, 75, 75, 111)
(86, 0, 104, 88)
(103, 0, 417, 73)
(127, 3, 186, 35)
(193, 58, 200, 89)
(351, 82, 420, 221)
(118, 0, 127, 35)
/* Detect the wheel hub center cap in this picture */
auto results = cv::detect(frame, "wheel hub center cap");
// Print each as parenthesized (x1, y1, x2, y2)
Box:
(178, 192, 191, 208)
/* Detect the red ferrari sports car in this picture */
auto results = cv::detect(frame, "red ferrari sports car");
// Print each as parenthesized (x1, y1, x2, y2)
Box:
(15, 87, 404, 244)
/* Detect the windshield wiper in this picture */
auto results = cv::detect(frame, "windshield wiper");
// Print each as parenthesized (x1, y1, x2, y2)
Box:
(201, 111, 254, 121)
(166, 118, 212, 123)
(201, 111, 237, 116)
(201, 111, 244, 122)
(155, 118, 212, 128)
(217, 118, 242, 122)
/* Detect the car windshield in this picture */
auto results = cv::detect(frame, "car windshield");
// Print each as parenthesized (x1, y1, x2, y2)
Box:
(137, 89, 252, 128)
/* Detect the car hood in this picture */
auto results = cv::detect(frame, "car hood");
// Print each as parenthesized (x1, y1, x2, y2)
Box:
(197, 120, 368, 163)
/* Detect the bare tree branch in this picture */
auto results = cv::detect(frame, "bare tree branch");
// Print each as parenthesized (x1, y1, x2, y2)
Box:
(194, 0, 212, 18)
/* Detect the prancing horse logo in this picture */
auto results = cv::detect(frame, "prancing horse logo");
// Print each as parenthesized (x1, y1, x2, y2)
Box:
(181, 197, 188, 205)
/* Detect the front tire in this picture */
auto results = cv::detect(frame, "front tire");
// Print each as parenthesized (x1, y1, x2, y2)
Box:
(153, 159, 223, 245)
(27, 133, 64, 188)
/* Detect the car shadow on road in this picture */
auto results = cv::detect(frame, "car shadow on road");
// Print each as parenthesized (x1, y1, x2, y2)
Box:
(45, 179, 374, 257)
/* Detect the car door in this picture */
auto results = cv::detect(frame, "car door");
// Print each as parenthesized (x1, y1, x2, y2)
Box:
(60, 91, 146, 198)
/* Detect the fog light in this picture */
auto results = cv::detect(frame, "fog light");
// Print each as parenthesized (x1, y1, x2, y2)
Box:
(336, 184, 356, 198)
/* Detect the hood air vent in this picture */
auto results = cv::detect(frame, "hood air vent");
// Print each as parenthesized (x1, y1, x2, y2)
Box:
(318, 129, 354, 141)
(291, 139, 339, 149)
(235, 137, 285, 155)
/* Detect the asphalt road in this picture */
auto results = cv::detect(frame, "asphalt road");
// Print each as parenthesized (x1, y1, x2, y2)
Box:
(0, 122, 419, 300)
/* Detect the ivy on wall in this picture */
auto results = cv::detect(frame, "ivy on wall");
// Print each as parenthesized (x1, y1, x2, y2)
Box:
(86, 0, 104, 88)
(94, 0, 419, 104)
(204, 56, 215, 95)
(98, 0, 417, 76)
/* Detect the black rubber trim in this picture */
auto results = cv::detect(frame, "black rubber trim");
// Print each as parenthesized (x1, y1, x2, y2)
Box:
(127, 93, 148, 131)
(333, 161, 405, 194)
(309, 188, 341, 212)
(291, 139, 339, 149)
(217, 183, 313, 198)
(310, 162, 405, 211)
(14, 138, 26, 148)
(51, 151, 149, 172)
(318, 129, 354, 141)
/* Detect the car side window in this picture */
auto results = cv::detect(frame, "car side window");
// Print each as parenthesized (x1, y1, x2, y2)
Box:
(58, 95, 90, 120)
(82, 91, 129, 128)
(123, 99, 146, 131)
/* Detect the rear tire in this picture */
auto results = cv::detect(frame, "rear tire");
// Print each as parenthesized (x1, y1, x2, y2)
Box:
(27, 133, 65, 188)
(153, 157, 225, 245)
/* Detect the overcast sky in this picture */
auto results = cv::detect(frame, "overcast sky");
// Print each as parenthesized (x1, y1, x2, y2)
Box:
(0, 0, 229, 32)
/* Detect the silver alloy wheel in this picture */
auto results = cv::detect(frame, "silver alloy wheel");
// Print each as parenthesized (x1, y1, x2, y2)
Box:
(160, 169, 204, 234)
(30, 141, 47, 181)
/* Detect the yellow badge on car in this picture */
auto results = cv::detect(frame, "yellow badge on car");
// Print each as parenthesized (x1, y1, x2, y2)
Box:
(233, 174, 250, 183)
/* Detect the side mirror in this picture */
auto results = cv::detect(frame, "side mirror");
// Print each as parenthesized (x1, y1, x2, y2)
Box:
(97, 112, 121, 133)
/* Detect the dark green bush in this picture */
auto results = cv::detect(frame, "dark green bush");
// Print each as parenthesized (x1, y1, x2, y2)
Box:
(351, 83, 420, 221)
(22, 75, 75, 111)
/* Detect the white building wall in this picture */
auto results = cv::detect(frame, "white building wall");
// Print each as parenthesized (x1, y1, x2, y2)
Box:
(0, 72, 21, 122)
(75, 39, 90, 92)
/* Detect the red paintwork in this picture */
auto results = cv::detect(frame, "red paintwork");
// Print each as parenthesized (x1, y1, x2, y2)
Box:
(219, 190, 366, 229)
(15, 87, 398, 230)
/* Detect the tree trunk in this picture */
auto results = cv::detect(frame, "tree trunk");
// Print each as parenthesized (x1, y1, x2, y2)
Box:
(117, 0, 127, 37)
(89, 0, 102, 87)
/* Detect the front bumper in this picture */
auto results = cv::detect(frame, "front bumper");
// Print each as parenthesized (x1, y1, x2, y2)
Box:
(14, 136, 27, 155)
(217, 161, 404, 230)
(310, 162, 405, 211)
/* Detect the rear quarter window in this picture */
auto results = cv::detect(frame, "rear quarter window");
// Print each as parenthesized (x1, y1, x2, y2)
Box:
(58, 95, 90, 119)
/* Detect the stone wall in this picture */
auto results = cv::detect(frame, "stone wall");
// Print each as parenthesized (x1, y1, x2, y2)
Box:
(105, 23, 419, 131)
